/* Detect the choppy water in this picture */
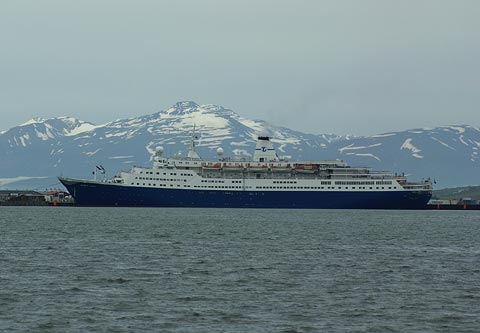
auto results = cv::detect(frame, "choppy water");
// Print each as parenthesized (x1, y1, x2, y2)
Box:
(1, 207, 480, 332)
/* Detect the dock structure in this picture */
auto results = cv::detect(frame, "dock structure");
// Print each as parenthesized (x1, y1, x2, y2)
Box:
(427, 198, 480, 210)
(0, 190, 74, 206)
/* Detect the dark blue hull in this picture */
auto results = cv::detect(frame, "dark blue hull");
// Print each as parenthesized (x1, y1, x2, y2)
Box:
(59, 178, 432, 209)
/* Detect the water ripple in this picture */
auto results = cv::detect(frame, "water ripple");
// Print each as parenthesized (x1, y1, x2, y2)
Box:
(1, 207, 480, 332)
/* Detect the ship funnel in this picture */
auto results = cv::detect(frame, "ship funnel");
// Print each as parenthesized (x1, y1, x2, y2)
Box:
(253, 136, 279, 162)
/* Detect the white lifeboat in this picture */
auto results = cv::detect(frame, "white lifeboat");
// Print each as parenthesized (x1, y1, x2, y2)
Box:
(247, 163, 269, 172)
(270, 163, 292, 172)
(295, 164, 318, 173)
(202, 162, 222, 170)
(222, 163, 245, 171)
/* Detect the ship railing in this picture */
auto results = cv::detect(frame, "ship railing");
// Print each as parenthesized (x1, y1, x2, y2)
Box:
(294, 161, 347, 167)
(329, 173, 393, 179)
(402, 183, 432, 190)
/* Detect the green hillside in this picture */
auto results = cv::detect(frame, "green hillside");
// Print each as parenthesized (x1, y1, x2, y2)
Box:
(433, 186, 480, 200)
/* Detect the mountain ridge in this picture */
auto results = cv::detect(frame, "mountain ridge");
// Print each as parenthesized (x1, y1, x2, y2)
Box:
(0, 101, 479, 189)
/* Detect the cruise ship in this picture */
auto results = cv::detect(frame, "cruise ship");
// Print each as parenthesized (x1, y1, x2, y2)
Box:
(59, 134, 432, 208)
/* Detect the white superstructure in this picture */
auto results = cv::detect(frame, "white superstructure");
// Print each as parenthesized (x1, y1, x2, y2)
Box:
(110, 135, 432, 194)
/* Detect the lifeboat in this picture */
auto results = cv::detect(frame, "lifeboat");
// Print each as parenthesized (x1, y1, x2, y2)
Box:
(222, 163, 245, 171)
(295, 164, 318, 173)
(246, 163, 269, 172)
(270, 164, 292, 172)
(202, 162, 222, 170)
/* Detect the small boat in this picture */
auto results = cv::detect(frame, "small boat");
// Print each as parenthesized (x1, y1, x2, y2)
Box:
(222, 163, 245, 171)
(270, 163, 292, 172)
(246, 163, 269, 172)
(295, 164, 318, 173)
(202, 162, 222, 170)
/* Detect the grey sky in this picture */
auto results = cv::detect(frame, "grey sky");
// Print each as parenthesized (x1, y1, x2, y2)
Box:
(1, 0, 479, 135)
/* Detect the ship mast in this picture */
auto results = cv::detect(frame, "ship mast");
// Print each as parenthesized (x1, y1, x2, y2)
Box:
(187, 124, 200, 159)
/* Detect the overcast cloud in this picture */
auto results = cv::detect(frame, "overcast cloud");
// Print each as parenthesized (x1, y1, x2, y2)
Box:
(1, 0, 479, 135)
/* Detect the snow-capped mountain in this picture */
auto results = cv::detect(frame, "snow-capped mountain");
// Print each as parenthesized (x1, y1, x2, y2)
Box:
(0, 101, 478, 189)
(329, 125, 480, 187)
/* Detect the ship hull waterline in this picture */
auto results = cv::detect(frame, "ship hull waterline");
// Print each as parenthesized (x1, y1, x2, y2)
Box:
(59, 177, 431, 209)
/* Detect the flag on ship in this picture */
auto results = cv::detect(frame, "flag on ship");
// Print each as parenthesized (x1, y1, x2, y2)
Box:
(96, 165, 106, 174)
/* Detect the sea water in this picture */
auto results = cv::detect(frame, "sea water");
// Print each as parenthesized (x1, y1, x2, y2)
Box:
(1, 207, 479, 332)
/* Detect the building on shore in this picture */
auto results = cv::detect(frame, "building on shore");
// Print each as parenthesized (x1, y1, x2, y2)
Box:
(0, 190, 74, 206)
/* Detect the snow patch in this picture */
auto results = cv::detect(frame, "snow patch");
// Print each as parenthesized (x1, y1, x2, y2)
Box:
(232, 149, 251, 156)
(108, 156, 134, 159)
(400, 138, 424, 158)
(20, 118, 45, 126)
(272, 137, 300, 145)
(431, 137, 456, 151)
(445, 126, 466, 134)
(105, 131, 130, 138)
(0, 176, 48, 187)
(339, 143, 382, 154)
(65, 123, 98, 136)
(85, 149, 101, 156)
(346, 153, 381, 161)
(35, 128, 53, 140)
(459, 135, 469, 146)
(19, 133, 30, 147)
(237, 118, 264, 132)
(230, 141, 250, 147)
(50, 149, 64, 155)
(370, 133, 396, 138)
